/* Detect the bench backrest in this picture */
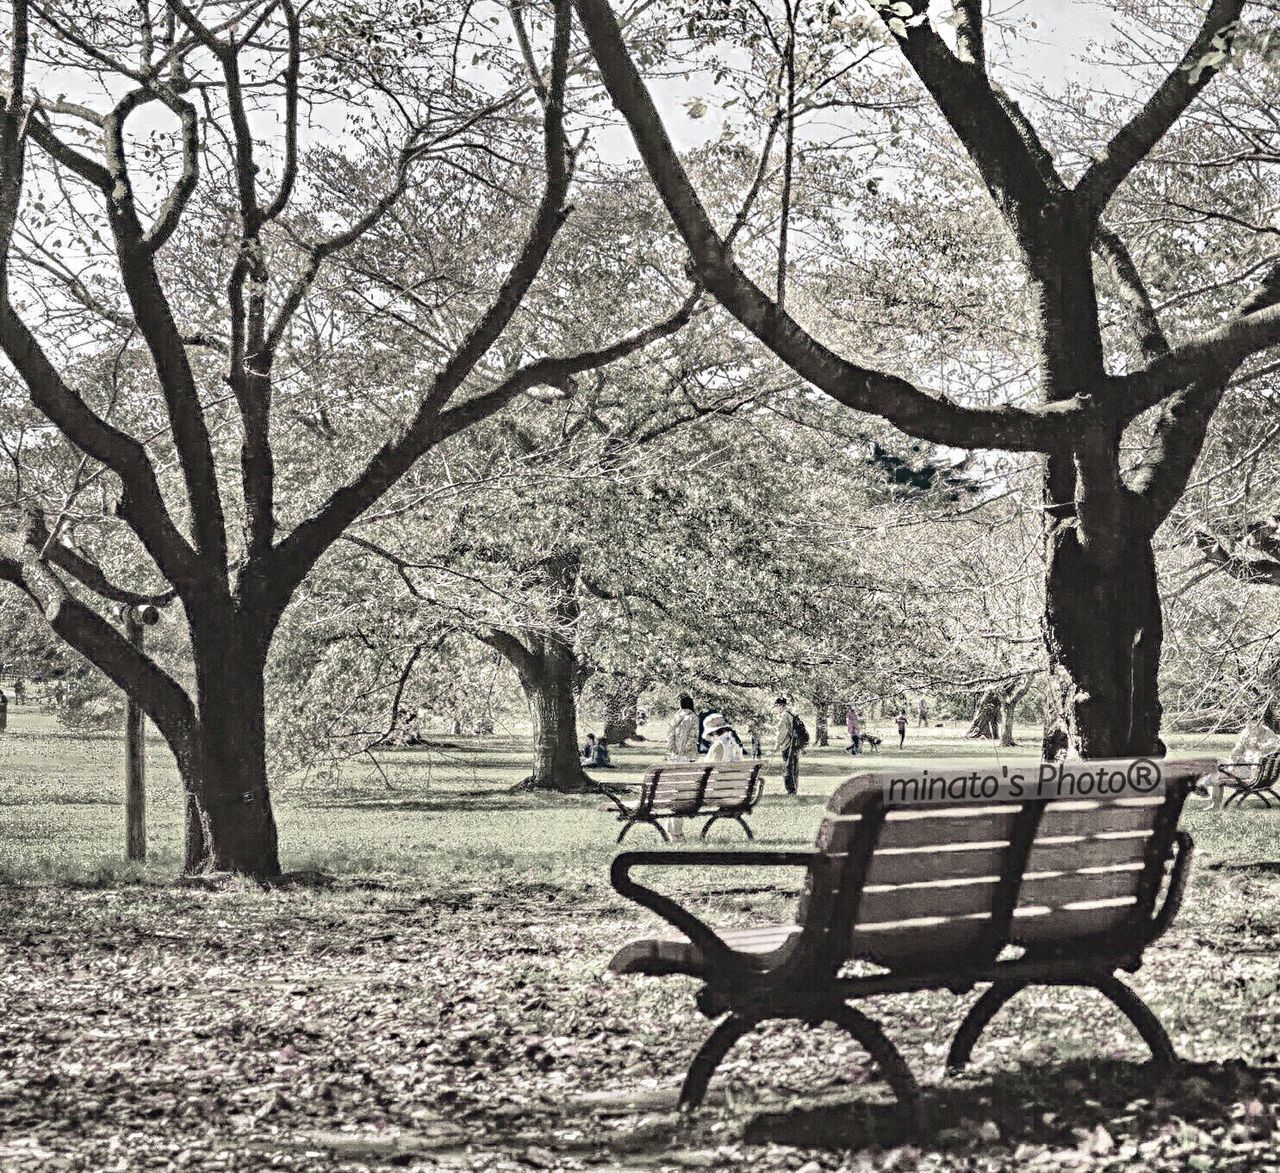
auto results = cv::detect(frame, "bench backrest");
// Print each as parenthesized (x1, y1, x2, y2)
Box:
(797, 759, 1212, 972)
(637, 762, 764, 815)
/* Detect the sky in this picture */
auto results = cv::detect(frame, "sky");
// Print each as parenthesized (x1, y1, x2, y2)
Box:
(605, 0, 1127, 164)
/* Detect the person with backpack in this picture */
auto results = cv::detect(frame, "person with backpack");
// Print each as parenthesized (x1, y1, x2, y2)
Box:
(772, 697, 807, 796)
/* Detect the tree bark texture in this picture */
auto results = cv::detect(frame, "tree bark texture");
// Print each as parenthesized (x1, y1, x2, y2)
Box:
(521, 646, 593, 792)
(813, 699, 829, 747)
(601, 689, 640, 745)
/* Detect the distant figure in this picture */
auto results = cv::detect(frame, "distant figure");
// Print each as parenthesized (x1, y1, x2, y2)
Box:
(666, 695, 699, 763)
(917, 696, 928, 727)
(895, 710, 908, 748)
(703, 714, 744, 763)
(845, 705, 861, 755)
(11, 679, 23, 705)
(0, 687, 7, 734)
(595, 739, 614, 768)
(581, 733, 598, 764)
(773, 697, 802, 795)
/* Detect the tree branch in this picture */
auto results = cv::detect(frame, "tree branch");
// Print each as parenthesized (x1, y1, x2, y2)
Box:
(1116, 262, 1280, 419)
(0, 526, 194, 753)
(570, 0, 1088, 452)
(0, 300, 200, 587)
(265, 0, 578, 602)
(434, 291, 701, 442)
(1075, 0, 1245, 219)
(1095, 225, 1169, 362)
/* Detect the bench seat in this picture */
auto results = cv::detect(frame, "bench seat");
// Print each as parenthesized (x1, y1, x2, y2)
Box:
(611, 924, 800, 976)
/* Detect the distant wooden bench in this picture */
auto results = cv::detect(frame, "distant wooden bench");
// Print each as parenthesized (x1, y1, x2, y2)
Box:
(604, 759, 1212, 1129)
(597, 762, 766, 843)
(1215, 750, 1280, 809)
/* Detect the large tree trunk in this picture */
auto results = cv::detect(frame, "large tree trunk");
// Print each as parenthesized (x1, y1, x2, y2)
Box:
(182, 617, 282, 878)
(1000, 675, 1034, 747)
(967, 688, 1001, 739)
(813, 699, 829, 747)
(601, 688, 640, 744)
(520, 644, 592, 792)
(1043, 507, 1163, 760)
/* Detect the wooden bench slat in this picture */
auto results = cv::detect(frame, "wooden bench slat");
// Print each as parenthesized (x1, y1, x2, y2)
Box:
(1017, 863, 1144, 907)
(1012, 899, 1137, 943)
(1025, 832, 1152, 871)
(861, 831, 1152, 888)
(865, 845, 1007, 886)
(856, 877, 1000, 924)
(1037, 800, 1162, 835)
(875, 814, 1019, 849)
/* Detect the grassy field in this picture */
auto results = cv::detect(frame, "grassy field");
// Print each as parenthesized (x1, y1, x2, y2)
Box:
(2, 707, 1279, 1170)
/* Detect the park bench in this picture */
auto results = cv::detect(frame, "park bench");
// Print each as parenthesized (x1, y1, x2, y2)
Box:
(1215, 750, 1280, 808)
(604, 758, 1213, 1130)
(597, 762, 766, 843)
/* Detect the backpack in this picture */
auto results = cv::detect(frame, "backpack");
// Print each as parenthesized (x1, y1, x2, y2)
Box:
(791, 713, 810, 752)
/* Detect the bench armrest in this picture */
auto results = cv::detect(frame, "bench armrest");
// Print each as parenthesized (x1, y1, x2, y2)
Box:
(592, 779, 634, 817)
(1149, 831, 1194, 942)
(611, 851, 826, 976)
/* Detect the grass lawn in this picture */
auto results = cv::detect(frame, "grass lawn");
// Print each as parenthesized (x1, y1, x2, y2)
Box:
(1, 707, 1278, 1170)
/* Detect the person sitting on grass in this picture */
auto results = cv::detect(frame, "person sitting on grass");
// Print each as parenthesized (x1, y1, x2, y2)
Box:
(582, 735, 614, 768)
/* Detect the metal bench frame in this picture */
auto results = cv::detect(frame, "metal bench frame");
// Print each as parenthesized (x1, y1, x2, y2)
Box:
(1216, 750, 1280, 808)
(598, 763, 766, 843)
(607, 765, 1207, 1131)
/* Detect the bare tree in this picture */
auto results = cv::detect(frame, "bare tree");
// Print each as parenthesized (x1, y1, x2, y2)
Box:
(572, 0, 1280, 758)
(0, 0, 686, 876)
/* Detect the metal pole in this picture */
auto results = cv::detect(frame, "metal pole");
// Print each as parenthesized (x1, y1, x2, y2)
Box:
(125, 611, 146, 862)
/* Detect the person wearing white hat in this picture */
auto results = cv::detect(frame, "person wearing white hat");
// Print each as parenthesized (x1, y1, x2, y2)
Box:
(702, 713, 744, 764)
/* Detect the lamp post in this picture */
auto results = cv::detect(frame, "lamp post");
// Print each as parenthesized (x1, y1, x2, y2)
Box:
(120, 603, 160, 862)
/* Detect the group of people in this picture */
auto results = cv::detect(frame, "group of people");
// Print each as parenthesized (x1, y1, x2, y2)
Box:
(588, 692, 934, 790)
(665, 694, 807, 795)
(843, 696, 928, 753)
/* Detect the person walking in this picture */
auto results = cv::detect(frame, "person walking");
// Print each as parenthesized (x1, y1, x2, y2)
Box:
(663, 695, 699, 841)
(845, 705, 861, 755)
(666, 695, 699, 763)
(917, 696, 928, 728)
(895, 709, 908, 749)
(773, 697, 803, 795)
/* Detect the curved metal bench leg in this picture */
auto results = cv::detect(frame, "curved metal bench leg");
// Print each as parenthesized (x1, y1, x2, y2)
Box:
(826, 1004, 926, 1133)
(699, 814, 721, 841)
(679, 1013, 762, 1108)
(618, 819, 669, 844)
(948, 978, 1175, 1073)
(946, 980, 1029, 1073)
(1094, 975, 1177, 1065)
(736, 815, 754, 840)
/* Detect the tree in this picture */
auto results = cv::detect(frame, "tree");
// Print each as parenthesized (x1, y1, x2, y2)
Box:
(0, 0, 686, 875)
(571, 0, 1280, 758)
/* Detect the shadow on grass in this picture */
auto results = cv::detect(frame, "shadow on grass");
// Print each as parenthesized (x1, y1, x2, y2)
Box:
(299, 793, 594, 814)
(740, 1059, 1278, 1153)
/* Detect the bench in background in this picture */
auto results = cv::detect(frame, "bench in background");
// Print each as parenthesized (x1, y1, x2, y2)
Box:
(598, 762, 766, 843)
